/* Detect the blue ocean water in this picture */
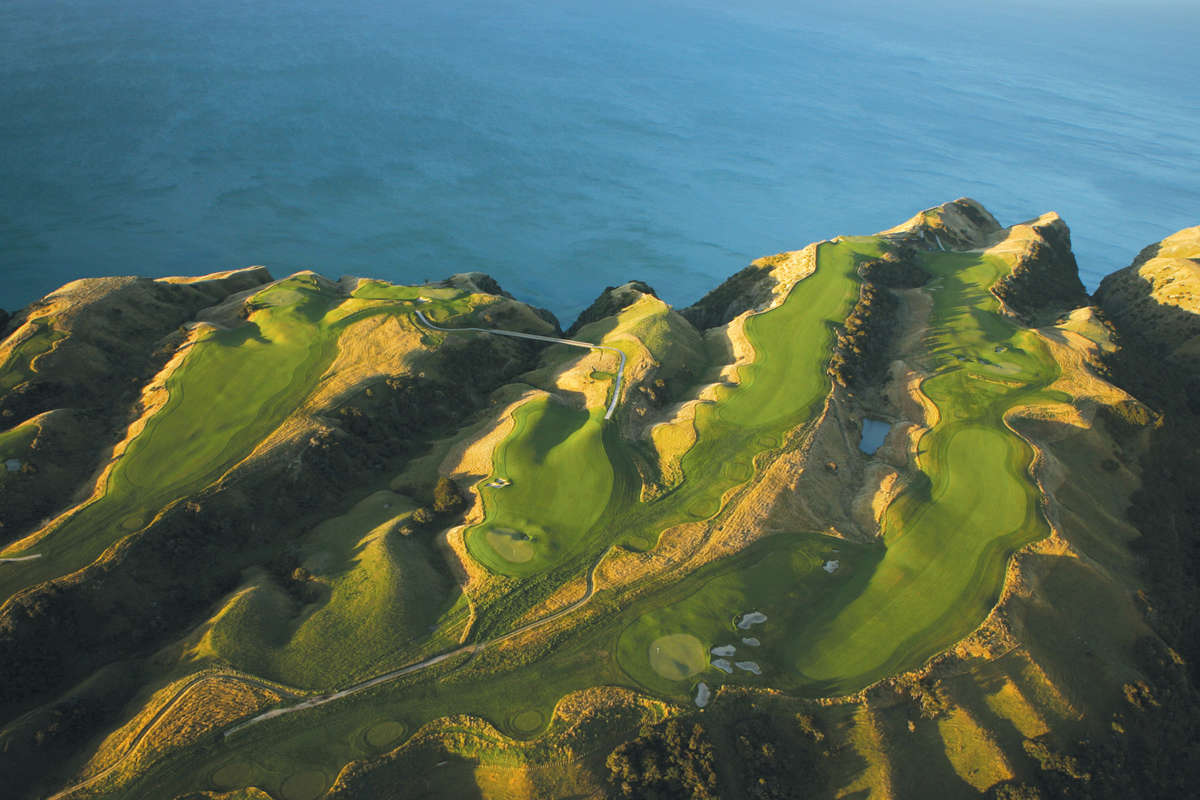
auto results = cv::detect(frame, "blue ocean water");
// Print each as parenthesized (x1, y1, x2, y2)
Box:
(2, 0, 1198, 321)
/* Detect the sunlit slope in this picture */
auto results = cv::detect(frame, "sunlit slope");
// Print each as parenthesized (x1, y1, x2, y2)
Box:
(615, 247, 1060, 697)
(193, 490, 457, 688)
(789, 251, 1058, 691)
(464, 240, 865, 575)
(0, 276, 471, 598)
(466, 402, 618, 575)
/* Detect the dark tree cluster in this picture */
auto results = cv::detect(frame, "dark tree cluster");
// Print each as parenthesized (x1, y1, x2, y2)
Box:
(857, 247, 929, 289)
(730, 715, 815, 800)
(606, 718, 718, 800)
(827, 282, 899, 390)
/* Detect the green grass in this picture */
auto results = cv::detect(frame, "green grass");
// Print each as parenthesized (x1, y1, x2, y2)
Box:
(60, 239, 1077, 797)
(195, 490, 457, 689)
(465, 239, 867, 585)
(465, 400, 626, 576)
(785, 251, 1057, 693)
(616, 534, 852, 695)
(0, 276, 474, 600)
(0, 319, 64, 394)
(0, 420, 36, 463)
(614, 248, 1061, 698)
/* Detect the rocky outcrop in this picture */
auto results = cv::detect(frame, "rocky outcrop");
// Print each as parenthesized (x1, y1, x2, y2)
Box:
(880, 196, 1003, 250)
(1096, 225, 1200, 373)
(567, 280, 657, 336)
(991, 213, 1088, 320)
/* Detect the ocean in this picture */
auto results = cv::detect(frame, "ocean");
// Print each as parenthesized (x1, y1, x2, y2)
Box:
(2, 0, 1198, 322)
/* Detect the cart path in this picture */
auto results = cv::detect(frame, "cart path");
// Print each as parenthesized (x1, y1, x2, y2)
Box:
(414, 309, 627, 420)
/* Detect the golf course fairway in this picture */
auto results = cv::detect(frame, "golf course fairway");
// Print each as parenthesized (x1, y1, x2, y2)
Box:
(466, 238, 869, 583)
(465, 400, 623, 576)
(618, 246, 1061, 697)
(0, 276, 473, 598)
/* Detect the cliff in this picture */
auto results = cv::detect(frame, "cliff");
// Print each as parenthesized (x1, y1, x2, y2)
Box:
(1097, 225, 1200, 371)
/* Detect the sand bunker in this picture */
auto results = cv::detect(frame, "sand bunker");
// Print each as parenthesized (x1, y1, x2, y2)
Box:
(711, 658, 733, 674)
(485, 528, 535, 563)
(710, 644, 737, 657)
(823, 560, 840, 573)
(742, 637, 760, 647)
(648, 633, 708, 681)
(735, 661, 762, 675)
(736, 611, 767, 629)
(694, 681, 711, 708)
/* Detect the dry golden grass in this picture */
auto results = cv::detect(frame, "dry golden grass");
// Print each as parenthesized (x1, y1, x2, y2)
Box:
(77, 673, 282, 787)
(1, 322, 206, 556)
(836, 705, 895, 800)
(983, 678, 1051, 739)
(936, 705, 1014, 792)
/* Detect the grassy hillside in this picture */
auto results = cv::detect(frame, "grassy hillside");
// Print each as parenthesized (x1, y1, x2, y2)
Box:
(7, 201, 1183, 800)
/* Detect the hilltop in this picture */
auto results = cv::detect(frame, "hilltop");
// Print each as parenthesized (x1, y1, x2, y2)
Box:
(1, 201, 1198, 800)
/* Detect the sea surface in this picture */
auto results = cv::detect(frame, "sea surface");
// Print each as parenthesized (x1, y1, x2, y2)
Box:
(2, 0, 1198, 322)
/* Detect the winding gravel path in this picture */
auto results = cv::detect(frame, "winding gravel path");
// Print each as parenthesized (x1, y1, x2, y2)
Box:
(414, 309, 627, 420)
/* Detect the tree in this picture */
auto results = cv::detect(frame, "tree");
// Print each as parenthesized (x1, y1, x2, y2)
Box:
(432, 477, 465, 513)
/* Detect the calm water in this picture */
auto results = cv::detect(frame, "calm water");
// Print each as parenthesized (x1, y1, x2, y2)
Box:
(3, 0, 1198, 321)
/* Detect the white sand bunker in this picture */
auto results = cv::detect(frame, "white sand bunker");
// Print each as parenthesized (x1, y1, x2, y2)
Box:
(711, 658, 733, 674)
(735, 661, 762, 675)
(694, 681, 711, 708)
(742, 637, 760, 647)
(710, 644, 736, 657)
(823, 560, 840, 573)
(5, 459, 20, 472)
(736, 611, 767, 630)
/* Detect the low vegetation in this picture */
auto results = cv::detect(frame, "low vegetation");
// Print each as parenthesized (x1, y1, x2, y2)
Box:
(3, 202, 1190, 800)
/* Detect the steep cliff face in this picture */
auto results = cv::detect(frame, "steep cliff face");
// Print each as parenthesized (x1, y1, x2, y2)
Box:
(991, 212, 1089, 320)
(566, 280, 657, 336)
(880, 196, 1002, 249)
(1096, 225, 1200, 371)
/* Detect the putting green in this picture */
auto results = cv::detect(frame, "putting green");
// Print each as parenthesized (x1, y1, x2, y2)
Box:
(280, 770, 327, 800)
(485, 529, 535, 563)
(783, 250, 1057, 693)
(618, 535, 848, 694)
(365, 721, 406, 749)
(211, 761, 254, 789)
(648, 634, 708, 681)
(510, 709, 545, 734)
(617, 246, 1061, 698)
(465, 239, 867, 581)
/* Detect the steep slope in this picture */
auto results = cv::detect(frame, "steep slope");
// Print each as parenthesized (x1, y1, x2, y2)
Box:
(4, 202, 1196, 800)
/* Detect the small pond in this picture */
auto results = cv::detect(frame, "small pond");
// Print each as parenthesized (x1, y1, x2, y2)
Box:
(859, 419, 891, 455)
